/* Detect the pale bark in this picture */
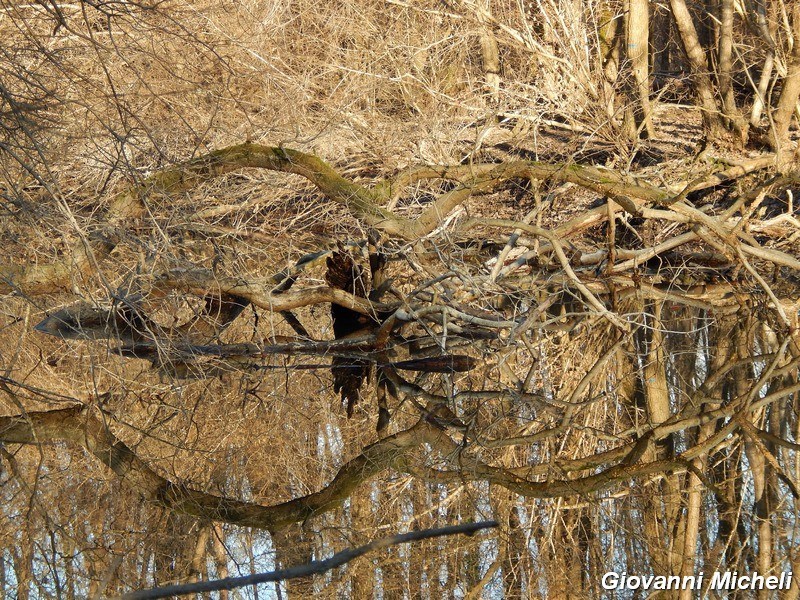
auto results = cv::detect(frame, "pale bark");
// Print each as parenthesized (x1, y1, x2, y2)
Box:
(211, 525, 230, 600)
(625, 0, 654, 138)
(680, 318, 733, 598)
(476, 0, 501, 102)
(772, 6, 800, 166)
(751, 51, 775, 126)
(717, 0, 748, 141)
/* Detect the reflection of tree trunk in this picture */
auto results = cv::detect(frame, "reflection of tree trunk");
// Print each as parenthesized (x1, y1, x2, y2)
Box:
(12, 543, 32, 600)
(86, 508, 109, 599)
(573, 510, 593, 597)
(65, 536, 77, 600)
(559, 508, 588, 599)
(679, 317, 732, 598)
(678, 464, 703, 600)
(540, 506, 564, 597)
(490, 486, 524, 598)
(733, 324, 775, 600)
(273, 523, 315, 598)
(188, 524, 211, 585)
(455, 490, 483, 594)
(749, 338, 786, 600)
(408, 481, 435, 598)
(407, 528, 422, 598)
(643, 303, 681, 574)
(706, 323, 751, 577)
(151, 514, 207, 591)
(582, 510, 602, 598)
(505, 506, 525, 599)
(246, 531, 260, 600)
(614, 316, 668, 574)
(719, 446, 748, 568)
(618, 302, 682, 581)
(211, 524, 230, 600)
(350, 485, 375, 599)
(152, 518, 173, 586)
(445, 501, 460, 595)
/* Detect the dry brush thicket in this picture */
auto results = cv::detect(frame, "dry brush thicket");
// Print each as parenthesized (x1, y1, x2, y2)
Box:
(1, 0, 800, 598)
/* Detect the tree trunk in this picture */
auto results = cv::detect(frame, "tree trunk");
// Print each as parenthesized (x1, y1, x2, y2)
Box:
(771, 5, 800, 167)
(717, 0, 748, 141)
(669, 0, 728, 141)
(477, 0, 501, 103)
(751, 51, 775, 126)
(652, 2, 673, 83)
(600, 1, 624, 123)
(625, 0, 655, 138)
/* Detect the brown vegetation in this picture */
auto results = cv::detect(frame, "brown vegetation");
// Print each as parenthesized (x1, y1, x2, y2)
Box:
(1, 0, 800, 598)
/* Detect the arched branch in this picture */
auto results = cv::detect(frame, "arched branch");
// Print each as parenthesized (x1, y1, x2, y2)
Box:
(0, 402, 435, 532)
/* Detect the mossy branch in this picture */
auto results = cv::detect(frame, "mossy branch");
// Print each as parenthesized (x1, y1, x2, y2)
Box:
(1, 143, 780, 296)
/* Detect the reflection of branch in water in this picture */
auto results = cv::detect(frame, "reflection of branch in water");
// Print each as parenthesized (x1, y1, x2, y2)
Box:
(34, 291, 249, 343)
(119, 520, 499, 600)
(250, 355, 477, 373)
(116, 341, 478, 382)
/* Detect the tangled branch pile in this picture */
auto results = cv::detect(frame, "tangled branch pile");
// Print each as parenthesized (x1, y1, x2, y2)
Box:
(1, 0, 800, 597)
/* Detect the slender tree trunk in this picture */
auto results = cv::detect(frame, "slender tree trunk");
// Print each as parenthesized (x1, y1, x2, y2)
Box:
(679, 316, 734, 597)
(11, 545, 32, 600)
(273, 524, 315, 598)
(246, 531, 259, 600)
(717, 0, 748, 141)
(771, 5, 800, 167)
(490, 487, 524, 598)
(652, 2, 673, 84)
(751, 51, 775, 126)
(626, 0, 655, 138)
(600, 2, 624, 123)
(644, 303, 682, 575)
(187, 524, 210, 586)
(678, 465, 703, 600)
(477, 0, 501, 103)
